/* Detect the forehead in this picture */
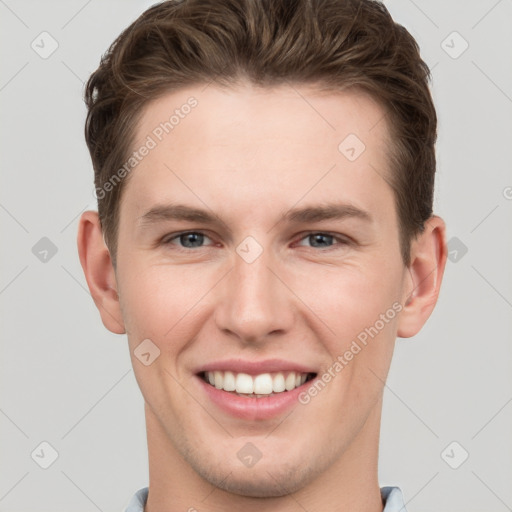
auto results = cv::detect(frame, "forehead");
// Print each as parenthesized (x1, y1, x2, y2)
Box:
(133, 82, 389, 153)
(122, 82, 394, 225)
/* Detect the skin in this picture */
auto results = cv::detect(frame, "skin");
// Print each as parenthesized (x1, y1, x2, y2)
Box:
(78, 81, 447, 512)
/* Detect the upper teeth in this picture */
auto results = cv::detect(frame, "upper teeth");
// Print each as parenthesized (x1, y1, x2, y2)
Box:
(204, 371, 309, 395)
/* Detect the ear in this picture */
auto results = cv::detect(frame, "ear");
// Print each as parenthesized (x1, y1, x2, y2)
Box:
(77, 210, 126, 334)
(397, 215, 447, 338)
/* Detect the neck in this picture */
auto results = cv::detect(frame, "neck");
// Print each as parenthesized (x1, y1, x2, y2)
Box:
(144, 397, 384, 512)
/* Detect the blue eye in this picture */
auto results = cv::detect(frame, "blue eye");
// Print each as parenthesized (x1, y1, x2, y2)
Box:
(298, 233, 338, 249)
(162, 231, 350, 252)
(163, 231, 214, 249)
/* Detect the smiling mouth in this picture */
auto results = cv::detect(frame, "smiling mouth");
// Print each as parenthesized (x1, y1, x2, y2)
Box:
(199, 370, 317, 398)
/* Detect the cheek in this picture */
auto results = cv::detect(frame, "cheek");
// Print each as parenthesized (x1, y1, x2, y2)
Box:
(299, 261, 403, 403)
(117, 264, 210, 409)
(305, 268, 400, 414)
(117, 262, 216, 347)
(302, 262, 402, 342)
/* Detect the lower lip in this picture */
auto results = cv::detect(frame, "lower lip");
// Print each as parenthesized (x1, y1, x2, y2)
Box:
(196, 374, 315, 421)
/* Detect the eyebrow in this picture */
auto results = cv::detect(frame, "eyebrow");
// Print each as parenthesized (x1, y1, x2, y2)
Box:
(137, 202, 372, 230)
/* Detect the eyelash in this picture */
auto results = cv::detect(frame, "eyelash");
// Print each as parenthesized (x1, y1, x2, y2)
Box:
(160, 231, 353, 252)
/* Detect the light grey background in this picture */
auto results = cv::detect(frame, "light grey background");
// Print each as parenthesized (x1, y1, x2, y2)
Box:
(1, 1, 511, 511)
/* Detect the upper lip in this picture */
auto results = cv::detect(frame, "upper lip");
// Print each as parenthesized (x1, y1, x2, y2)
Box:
(195, 358, 317, 376)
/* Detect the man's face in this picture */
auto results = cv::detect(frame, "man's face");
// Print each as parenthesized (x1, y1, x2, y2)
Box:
(115, 83, 410, 496)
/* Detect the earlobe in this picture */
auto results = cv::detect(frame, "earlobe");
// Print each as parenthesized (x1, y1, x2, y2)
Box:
(397, 215, 448, 338)
(77, 211, 126, 334)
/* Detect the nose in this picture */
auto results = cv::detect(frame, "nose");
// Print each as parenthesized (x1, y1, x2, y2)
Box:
(214, 245, 295, 345)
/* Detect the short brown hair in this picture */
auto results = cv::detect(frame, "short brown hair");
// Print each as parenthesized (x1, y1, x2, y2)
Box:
(84, 0, 436, 267)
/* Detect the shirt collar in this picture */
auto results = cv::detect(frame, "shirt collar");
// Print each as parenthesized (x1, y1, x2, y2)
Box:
(124, 485, 407, 511)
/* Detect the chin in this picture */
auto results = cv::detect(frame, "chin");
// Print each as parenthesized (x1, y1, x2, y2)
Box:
(194, 457, 318, 498)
